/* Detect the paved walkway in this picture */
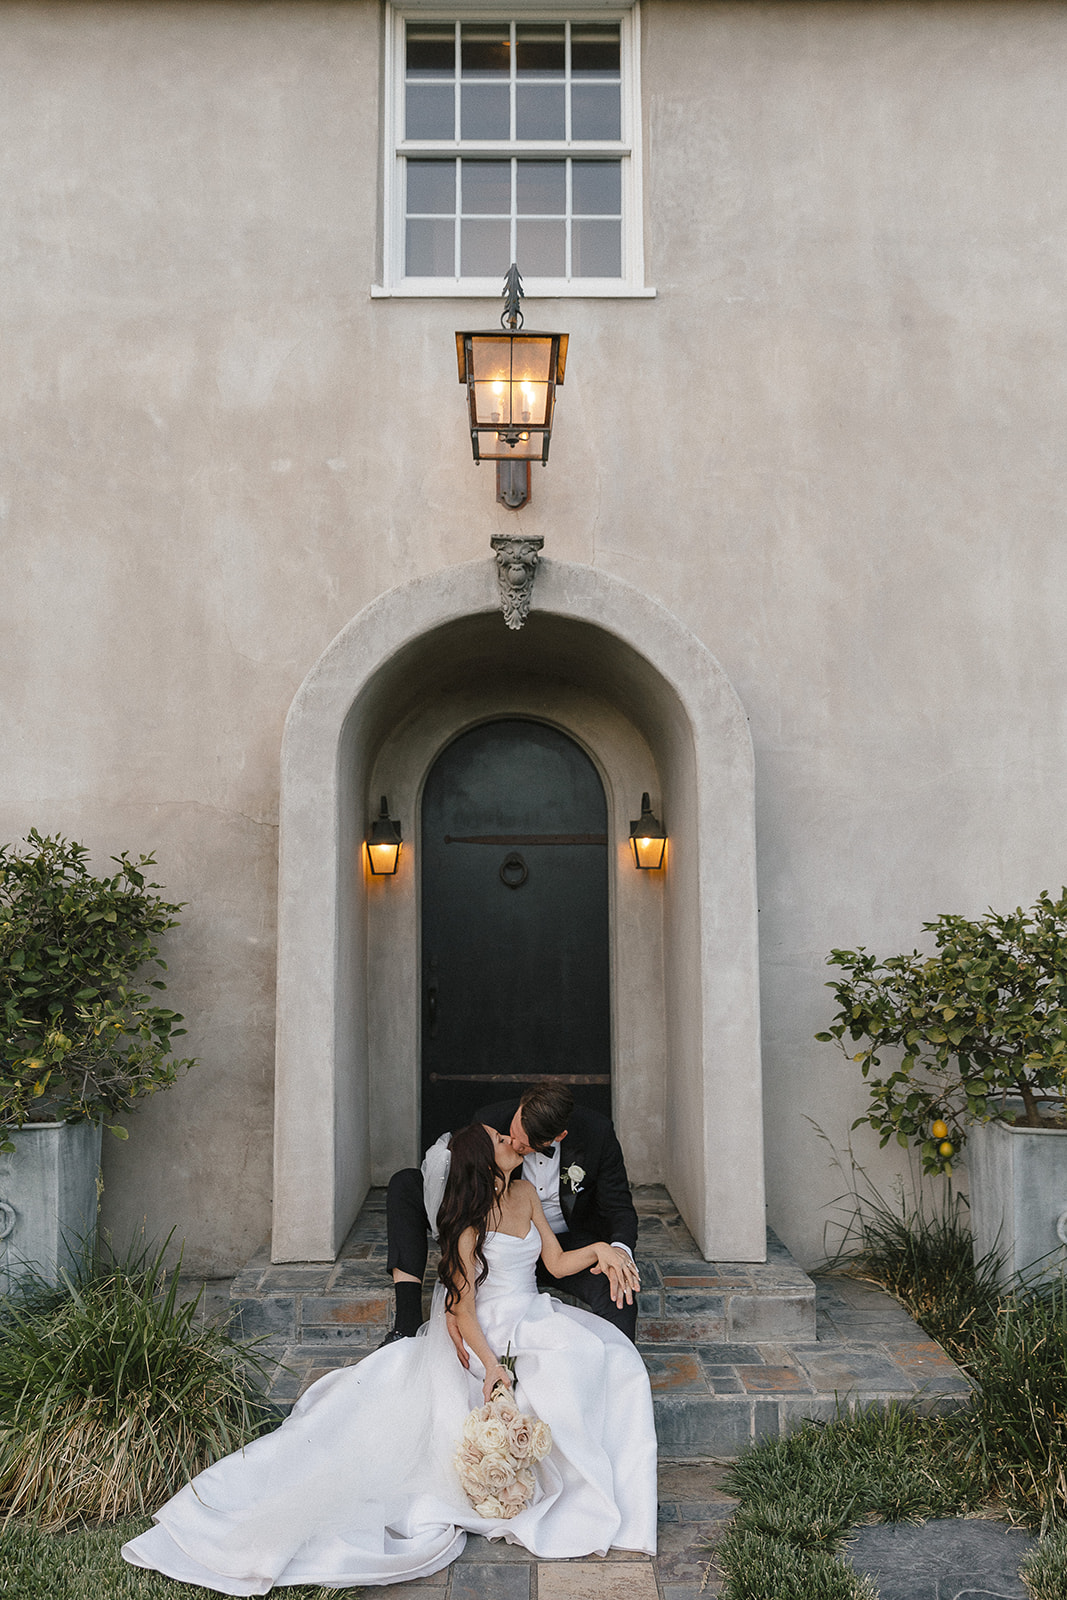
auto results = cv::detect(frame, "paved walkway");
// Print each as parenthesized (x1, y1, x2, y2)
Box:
(843, 1517, 1036, 1600)
(247, 1461, 737, 1600)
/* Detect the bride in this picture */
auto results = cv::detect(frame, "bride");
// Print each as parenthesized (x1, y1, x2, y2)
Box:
(121, 1123, 658, 1593)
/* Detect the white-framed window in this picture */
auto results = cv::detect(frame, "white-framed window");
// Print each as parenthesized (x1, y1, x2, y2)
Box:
(376, 5, 651, 297)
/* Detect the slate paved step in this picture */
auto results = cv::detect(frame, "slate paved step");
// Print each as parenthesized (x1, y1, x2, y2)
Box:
(230, 1185, 816, 1348)
(230, 1185, 971, 1457)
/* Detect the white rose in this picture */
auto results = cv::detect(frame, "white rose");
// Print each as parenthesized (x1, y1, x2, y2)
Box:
(527, 1418, 552, 1461)
(477, 1417, 510, 1454)
(479, 1451, 515, 1494)
(499, 1476, 532, 1510)
(506, 1415, 533, 1459)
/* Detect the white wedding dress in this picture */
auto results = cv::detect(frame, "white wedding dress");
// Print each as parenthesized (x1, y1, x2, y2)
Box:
(121, 1224, 658, 1593)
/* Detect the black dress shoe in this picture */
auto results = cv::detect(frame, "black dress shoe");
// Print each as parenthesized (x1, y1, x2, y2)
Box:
(376, 1328, 415, 1350)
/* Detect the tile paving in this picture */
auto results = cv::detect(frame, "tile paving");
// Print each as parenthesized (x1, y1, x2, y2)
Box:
(199, 1186, 977, 1597)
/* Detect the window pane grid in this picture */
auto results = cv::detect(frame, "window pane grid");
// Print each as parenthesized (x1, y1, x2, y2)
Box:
(407, 156, 621, 280)
(400, 14, 627, 283)
(405, 19, 620, 147)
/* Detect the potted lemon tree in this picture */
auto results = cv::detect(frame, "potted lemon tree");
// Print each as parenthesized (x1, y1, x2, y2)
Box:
(816, 891, 1067, 1285)
(0, 831, 195, 1289)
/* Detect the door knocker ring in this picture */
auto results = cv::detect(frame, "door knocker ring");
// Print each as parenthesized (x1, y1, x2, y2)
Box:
(500, 852, 528, 889)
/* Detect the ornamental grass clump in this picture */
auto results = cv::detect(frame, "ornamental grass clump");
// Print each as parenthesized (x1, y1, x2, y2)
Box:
(820, 1146, 1002, 1363)
(816, 891, 1067, 1176)
(965, 1278, 1067, 1531)
(0, 1238, 274, 1530)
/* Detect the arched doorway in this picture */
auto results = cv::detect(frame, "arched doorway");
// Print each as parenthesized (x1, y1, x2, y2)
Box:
(420, 719, 611, 1146)
(272, 560, 763, 1265)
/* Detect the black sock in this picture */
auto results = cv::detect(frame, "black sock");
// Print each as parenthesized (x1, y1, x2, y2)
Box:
(393, 1280, 423, 1336)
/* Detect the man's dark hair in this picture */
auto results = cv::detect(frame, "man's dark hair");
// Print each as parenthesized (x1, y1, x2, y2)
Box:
(518, 1080, 575, 1153)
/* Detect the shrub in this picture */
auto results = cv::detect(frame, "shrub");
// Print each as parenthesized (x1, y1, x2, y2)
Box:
(816, 893, 1067, 1174)
(0, 830, 195, 1145)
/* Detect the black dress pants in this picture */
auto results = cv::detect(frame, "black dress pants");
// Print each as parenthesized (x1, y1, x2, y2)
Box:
(385, 1167, 638, 1342)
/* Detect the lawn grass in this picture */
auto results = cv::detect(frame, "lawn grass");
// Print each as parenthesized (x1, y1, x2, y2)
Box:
(712, 1404, 987, 1600)
(0, 1515, 345, 1599)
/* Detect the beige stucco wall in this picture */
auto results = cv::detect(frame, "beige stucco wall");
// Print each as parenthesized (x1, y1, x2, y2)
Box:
(2, 1, 1065, 1269)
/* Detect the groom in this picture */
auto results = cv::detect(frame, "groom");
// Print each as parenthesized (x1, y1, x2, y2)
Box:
(382, 1080, 641, 1344)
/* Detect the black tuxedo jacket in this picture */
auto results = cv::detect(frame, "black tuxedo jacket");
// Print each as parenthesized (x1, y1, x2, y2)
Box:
(473, 1099, 639, 1255)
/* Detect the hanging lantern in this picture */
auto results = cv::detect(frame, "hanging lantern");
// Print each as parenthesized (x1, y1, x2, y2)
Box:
(457, 264, 568, 508)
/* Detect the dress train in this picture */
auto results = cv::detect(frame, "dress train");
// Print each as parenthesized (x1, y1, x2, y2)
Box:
(121, 1224, 657, 1593)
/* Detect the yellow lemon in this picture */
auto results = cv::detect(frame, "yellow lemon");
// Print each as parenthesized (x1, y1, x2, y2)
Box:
(939, 1140, 953, 1158)
(931, 1119, 948, 1140)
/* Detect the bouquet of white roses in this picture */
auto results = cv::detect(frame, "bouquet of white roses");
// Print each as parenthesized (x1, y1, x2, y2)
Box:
(453, 1347, 552, 1519)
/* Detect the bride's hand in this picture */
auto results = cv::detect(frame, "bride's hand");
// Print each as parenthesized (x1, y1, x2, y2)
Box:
(483, 1360, 512, 1405)
(445, 1312, 470, 1370)
(589, 1244, 641, 1308)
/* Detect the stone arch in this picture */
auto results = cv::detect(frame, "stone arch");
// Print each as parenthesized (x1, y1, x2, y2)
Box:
(272, 560, 763, 1263)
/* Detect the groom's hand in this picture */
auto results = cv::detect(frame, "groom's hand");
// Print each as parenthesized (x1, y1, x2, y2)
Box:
(590, 1245, 641, 1308)
(445, 1311, 470, 1369)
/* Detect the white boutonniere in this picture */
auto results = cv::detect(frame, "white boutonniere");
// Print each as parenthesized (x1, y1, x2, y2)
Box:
(561, 1163, 586, 1195)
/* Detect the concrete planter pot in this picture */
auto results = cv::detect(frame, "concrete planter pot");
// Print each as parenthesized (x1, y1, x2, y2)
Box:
(969, 1111, 1067, 1287)
(0, 1120, 103, 1293)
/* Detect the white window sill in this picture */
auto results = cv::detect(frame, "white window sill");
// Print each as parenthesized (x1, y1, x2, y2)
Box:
(371, 281, 656, 299)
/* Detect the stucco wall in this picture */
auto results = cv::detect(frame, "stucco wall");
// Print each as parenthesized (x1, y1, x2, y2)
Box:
(2, 1, 1065, 1269)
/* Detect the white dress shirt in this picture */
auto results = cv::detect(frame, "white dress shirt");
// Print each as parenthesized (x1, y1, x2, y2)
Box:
(523, 1143, 566, 1234)
(422, 1131, 634, 1265)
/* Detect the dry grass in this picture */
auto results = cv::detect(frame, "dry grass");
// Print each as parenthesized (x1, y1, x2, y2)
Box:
(0, 1240, 274, 1531)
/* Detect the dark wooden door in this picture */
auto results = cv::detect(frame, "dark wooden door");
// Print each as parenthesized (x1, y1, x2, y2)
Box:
(421, 719, 611, 1147)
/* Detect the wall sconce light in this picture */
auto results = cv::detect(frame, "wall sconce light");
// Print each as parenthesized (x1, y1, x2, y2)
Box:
(629, 793, 667, 870)
(456, 264, 568, 512)
(366, 796, 402, 876)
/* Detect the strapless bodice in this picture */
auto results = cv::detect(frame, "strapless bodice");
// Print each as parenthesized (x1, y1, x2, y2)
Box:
(478, 1223, 541, 1304)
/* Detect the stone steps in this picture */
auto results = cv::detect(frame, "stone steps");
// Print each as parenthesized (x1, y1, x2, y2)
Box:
(230, 1186, 971, 1458)
(229, 1187, 816, 1349)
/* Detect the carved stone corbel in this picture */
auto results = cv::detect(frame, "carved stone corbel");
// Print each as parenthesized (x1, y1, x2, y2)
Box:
(491, 534, 543, 630)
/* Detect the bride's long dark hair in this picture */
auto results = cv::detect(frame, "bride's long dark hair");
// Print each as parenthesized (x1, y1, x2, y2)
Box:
(436, 1123, 510, 1312)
